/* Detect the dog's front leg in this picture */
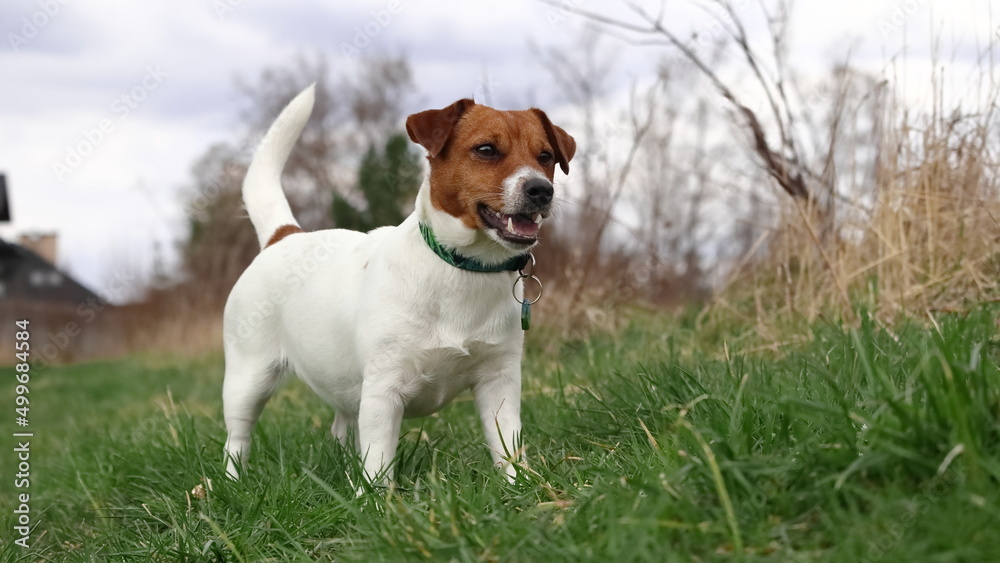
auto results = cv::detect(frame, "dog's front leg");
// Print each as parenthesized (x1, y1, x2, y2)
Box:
(473, 369, 522, 482)
(356, 375, 404, 488)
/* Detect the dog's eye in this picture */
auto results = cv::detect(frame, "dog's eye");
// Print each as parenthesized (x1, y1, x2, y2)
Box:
(475, 144, 498, 158)
(538, 151, 554, 166)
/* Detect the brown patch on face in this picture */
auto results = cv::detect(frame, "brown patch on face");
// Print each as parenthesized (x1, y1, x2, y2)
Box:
(265, 224, 303, 248)
(420, 104, 574, 229)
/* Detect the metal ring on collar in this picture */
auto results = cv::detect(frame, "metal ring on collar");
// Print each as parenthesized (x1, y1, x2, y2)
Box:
(513, 274, 543, 305)
(518, 252, 536, 277)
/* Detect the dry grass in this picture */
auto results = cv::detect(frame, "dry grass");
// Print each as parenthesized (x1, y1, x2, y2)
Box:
(0, 286, 225, 366)
(114, 287, 226, 361)
(705, 86, 1000, 344)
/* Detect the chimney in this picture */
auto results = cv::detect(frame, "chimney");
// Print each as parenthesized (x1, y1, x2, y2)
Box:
(0, 173, 9, 222)
(19, 233, 58, 265)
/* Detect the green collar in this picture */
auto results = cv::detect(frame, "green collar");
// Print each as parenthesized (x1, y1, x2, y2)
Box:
(419, 222, 528, 272)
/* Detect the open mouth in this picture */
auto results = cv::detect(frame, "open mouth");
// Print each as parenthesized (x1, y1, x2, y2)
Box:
(477, 204, 543, 245)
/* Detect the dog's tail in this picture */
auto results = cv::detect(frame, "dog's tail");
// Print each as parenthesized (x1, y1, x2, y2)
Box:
(243, 83, 315, 249)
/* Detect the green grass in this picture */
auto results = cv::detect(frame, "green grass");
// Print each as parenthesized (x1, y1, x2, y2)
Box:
(1, 306, 998, 561)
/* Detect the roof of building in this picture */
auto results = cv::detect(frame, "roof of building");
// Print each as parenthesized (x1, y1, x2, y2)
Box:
(0, 237, 103, 306)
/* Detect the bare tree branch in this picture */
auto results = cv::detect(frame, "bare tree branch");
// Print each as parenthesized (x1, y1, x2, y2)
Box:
(546, 0, 815, 204)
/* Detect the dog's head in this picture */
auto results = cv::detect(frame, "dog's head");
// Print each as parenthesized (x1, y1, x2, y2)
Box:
(407, 100, 576, 262)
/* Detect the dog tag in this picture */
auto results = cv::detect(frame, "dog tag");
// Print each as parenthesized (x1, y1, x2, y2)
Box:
(521, 300, 531, 331)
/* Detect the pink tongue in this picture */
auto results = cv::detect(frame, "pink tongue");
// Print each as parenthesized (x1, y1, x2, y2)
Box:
(509, 214, 540, 237)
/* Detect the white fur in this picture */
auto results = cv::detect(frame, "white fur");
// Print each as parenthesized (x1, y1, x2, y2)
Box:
(502, 165, 548, 214)
(223, 86, 532, 486)
(241, 85, 316, 248)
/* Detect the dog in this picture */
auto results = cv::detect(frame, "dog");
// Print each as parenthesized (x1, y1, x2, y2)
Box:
(222, 84, 575, 486)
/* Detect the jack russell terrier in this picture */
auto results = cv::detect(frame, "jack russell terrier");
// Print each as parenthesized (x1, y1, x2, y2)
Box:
(222, 84, 575, 486)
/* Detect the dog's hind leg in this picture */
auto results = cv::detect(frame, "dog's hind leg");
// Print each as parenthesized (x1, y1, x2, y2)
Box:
(222, 351, 283, 479)
(331, 411, 359, 448)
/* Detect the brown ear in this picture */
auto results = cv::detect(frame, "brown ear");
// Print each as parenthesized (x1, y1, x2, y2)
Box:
(405, 99, 475, 158)
(531, 108, 577, 174)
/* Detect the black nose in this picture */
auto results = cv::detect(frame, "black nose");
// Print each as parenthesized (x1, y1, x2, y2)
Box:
(523, 178, 554, 207)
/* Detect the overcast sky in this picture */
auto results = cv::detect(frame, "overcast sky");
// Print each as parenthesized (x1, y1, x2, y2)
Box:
(1, 0, 996, 300)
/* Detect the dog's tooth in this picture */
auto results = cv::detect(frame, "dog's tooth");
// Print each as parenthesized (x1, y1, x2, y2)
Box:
(507, 216, 514, 232)
(533, 213, 542, 224)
